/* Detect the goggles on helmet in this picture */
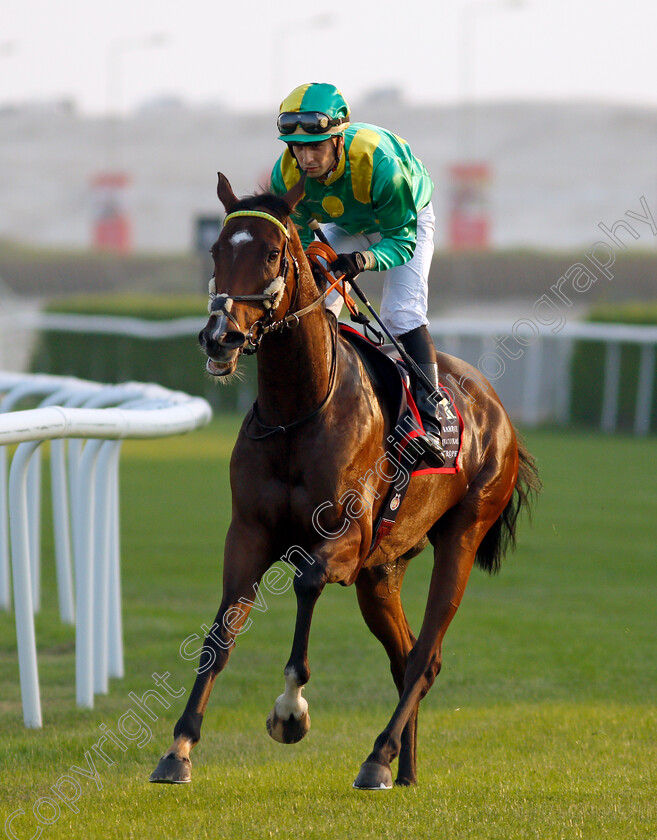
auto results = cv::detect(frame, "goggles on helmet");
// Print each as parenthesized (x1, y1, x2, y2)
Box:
(277, 111, 347, 136)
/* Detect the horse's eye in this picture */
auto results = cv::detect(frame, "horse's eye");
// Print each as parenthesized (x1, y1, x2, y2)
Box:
(267, 249, 280, 263)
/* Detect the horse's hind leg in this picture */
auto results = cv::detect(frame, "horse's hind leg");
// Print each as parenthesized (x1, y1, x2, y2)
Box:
(353, 506, 497, 790)
(355, 563, 418, 787)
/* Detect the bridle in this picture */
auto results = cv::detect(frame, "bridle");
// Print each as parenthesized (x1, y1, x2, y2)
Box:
(208, 209, 330, 355)
(207, 208, 340, 438)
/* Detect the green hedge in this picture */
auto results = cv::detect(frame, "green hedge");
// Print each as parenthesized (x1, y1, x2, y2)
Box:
(570, 302, 657, 432)
(42, 294, 205, 320)
(32, 295, 257, 412)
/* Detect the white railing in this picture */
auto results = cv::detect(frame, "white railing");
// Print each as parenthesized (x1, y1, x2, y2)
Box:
(0, 373, 212, 728)
(29, 312, 203, 338)
(1, 313, 654, 723)
(430, 318, 657, 435)
(4, 309, 656, 434)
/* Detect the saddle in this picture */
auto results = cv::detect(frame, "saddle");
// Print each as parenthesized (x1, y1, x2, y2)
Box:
(338, 324, 463, 555)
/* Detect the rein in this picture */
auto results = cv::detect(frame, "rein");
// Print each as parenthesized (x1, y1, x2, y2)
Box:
(211, 208, 339, 437)
(244, 312, 340, 440)
(305, 241, 360, 317)
(208, 210, 333, 354)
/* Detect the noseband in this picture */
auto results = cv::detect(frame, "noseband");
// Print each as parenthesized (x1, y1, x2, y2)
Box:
(206, 210, 297, 354)
(207, 207, 341, 438)
(208, 209, 337, 355)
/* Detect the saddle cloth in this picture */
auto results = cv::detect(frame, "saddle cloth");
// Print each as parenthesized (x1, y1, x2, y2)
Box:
(338, 324, 463, 555)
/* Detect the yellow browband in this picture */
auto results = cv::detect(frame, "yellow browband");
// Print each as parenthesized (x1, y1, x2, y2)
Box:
(223, 210, 290, 239)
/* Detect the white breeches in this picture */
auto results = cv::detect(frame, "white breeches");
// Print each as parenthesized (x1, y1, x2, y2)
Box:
(320, 202, 436, 338)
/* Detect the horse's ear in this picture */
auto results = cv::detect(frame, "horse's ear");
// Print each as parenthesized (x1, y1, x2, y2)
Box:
(217, 172, 239, 212)
(281, 172, 307, 214)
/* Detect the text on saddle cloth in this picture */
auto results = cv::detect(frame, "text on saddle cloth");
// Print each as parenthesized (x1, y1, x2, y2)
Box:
(336, 325, 464, 556)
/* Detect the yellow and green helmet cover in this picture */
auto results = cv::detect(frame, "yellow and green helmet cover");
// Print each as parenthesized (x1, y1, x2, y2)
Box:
(277, 82, 350, 143)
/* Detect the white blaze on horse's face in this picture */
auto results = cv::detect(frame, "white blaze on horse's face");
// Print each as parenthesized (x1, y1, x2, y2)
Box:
(229, 230, 253, 248)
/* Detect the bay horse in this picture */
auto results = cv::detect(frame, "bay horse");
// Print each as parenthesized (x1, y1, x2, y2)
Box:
(150, 172, 540, 789)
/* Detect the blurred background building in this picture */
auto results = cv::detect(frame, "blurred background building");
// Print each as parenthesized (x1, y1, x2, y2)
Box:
(1, 94, 656, 254)
(2, 0, 657, 431)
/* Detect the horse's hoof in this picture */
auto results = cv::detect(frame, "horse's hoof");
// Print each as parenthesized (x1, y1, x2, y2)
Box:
(149, 754, 192, 784)
(266, 707, 311, 744)
(394, 776, 417, 787)
(352, 760, 393, 790)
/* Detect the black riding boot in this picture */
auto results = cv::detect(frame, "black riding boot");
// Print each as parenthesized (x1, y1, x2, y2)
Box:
(399, 326, 446, 468)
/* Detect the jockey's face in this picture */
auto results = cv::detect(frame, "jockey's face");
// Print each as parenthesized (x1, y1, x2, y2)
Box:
(290, 138, 339, 179)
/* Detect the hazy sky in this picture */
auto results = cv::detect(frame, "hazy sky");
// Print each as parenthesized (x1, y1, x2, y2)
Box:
(2, 0, 657, 115)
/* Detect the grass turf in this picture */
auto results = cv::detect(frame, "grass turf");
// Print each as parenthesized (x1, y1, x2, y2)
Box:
(1, 420, 655, 839)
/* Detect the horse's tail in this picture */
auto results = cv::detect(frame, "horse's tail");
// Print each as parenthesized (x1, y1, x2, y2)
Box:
(475, 431, 541, 574)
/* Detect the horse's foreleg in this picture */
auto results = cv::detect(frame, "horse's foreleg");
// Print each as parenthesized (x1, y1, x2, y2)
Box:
(353, 509, 495, 790)
(355, 564, 418, 787)
(150, 524, 272, 784)
(149, 590, 255, 783)
(266, 559, 328, 745)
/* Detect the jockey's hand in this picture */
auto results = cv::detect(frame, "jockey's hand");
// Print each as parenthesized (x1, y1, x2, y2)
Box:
(309, 261, 326, 289)
(330, 251, 366, 281)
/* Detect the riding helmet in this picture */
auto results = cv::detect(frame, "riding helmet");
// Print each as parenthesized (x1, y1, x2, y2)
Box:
(277, 82, 350, 143)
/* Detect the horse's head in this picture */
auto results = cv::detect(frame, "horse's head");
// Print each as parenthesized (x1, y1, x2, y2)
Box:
(199, 172, 306, 377)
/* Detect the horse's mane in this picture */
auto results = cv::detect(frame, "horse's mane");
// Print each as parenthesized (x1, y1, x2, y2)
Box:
(231, 191, 291, 221)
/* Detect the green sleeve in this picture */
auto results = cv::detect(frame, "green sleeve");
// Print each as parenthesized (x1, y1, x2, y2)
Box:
(368, 159, 419, 271)
(270, 157, 314, 250)
(269, 157, 286, 195)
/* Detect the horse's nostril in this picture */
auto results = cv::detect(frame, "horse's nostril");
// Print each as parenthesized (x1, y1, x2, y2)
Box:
(199, 328, 245, 355)
(199, 330, 217, 353)
(221, 331, 246, 350)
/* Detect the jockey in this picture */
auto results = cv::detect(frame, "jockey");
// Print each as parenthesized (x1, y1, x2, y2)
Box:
(270, 82, 445, 467)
